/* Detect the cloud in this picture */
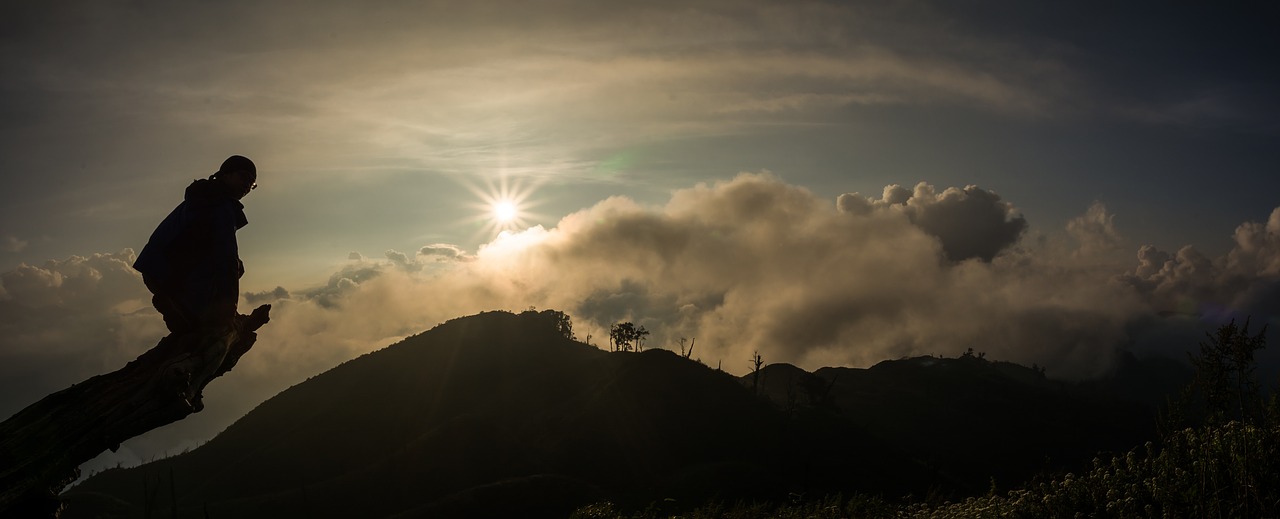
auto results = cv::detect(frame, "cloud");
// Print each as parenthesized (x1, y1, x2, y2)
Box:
(6, 176, 1279, 477)
(248, 173, 1135, 378)
(418, 243, 474, 262)
(1227, 207, 1280, 278)
(837, 182, 1027, 262)
(378, 245, 477, 273)
(302, 260, 386, 309)
(0, 1, 1078, 196)
(244, 286, 290, 305)
(0, 250, 149, 314)
(0, 250, 162, 421)
(1067, 201, 1124, 258)
(1121, 207, 1280, 319)
(384, 249, 411, 266)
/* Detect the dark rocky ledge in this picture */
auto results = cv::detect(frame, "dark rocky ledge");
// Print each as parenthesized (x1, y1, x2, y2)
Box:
(0, 304, 271, 518)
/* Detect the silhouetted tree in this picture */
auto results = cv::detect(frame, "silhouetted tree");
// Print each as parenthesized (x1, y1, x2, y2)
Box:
(518, 308, 575, 340)
(609, 322, 625, 352)
(751, 351, 764, 395)
(1187, 318, 1269, 425)
(550, 310, 574, 340)
(679, 337, 696, 359)
(608, 322, 649, 352)
(610, 322, 635, 352)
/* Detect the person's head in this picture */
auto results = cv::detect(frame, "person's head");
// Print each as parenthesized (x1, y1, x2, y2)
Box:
(212, 155, 257, 199)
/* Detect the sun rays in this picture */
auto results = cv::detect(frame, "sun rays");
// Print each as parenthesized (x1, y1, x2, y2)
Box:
(461, 173, 546, 240)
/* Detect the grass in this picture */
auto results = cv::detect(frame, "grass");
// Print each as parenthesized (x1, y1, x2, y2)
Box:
(573, 420, 1280, 519)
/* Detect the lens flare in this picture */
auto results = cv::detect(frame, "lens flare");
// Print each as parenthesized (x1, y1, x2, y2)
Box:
(458, 173, 546, 241)
(494, 201, 518, 223)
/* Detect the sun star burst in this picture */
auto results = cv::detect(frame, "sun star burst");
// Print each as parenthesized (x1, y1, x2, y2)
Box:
(460, 173, 545, 240)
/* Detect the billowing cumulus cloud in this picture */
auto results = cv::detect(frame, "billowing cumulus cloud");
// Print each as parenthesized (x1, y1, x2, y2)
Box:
(1122, 208, 1280, 319)
(837, 182, 1027, 262)
(239, 175, 1136, 382)
(4, 176, 1279, 474)
(1228, 208, 1280, 278)
(256, 175, 1270, 382)
(0, 250, 163, 421)
(1067, 202, 1125, 259)
(0, 250, 150, 320)
(384, 249, 413, 269)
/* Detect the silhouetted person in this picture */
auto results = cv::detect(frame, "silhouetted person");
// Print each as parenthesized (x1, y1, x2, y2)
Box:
(134, 155, 257, 334)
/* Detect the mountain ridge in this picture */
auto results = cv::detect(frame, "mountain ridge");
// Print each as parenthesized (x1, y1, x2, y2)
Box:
(64, 309, 1187, 518)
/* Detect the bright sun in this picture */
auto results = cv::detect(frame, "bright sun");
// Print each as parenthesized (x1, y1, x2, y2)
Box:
(463, 174, 542, 239)
(494, 201, 518, 223)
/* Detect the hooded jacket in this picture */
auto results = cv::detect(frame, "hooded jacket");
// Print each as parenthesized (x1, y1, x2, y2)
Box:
(134, 178, 248, 306)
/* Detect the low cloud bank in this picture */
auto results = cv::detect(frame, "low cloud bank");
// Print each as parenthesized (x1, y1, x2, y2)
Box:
(1121, 208, 1280, 321)
(4, 174, 1279, 471)
(211, 174, 1279, 384)
(0, 250, 163, 412)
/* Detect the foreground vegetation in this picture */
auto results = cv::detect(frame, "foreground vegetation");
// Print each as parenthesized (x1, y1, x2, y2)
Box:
(575, 319, 1280, 518)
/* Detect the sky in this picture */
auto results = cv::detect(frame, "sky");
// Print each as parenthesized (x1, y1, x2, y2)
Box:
(2, 1, 1280, 473)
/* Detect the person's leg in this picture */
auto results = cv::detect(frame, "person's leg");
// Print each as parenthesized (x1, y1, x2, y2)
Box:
(176, 278, 237, 332)
(153, 293, 196, 334)
(143, 275, 196, 334)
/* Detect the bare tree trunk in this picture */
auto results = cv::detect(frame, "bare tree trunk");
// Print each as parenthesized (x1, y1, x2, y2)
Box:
(0, 305, 271, 518)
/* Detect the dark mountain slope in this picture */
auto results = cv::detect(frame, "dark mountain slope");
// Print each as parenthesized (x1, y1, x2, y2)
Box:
(64, 311, 926, 518)
(746, 355, 1178, 492)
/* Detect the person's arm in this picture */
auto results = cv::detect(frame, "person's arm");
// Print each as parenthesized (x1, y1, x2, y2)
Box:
(208, 203, 243, 321)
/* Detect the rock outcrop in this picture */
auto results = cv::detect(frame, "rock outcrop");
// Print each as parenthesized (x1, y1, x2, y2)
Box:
(0, 304, 271, 518)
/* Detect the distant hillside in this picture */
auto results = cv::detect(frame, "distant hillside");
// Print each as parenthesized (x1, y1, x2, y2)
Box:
(63, 310, 1189, 518)
(742, 353, 1189, 492)
(63, 310, 926, 518)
